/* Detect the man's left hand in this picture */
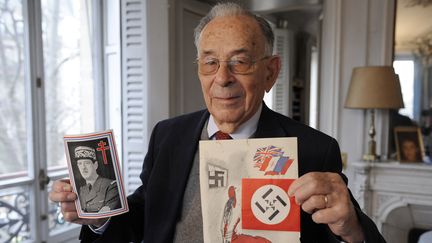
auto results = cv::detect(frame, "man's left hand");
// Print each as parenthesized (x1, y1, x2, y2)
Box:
(288, 172, 365, 243)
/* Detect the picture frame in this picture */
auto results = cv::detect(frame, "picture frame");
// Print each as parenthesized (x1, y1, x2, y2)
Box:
(64, 130, 128, 218)
(394, 126, 424, 162)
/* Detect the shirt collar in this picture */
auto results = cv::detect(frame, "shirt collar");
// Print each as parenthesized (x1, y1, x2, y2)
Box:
(207, 103, 262, 140)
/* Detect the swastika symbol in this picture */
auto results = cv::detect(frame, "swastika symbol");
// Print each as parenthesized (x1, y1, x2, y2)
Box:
(208, 170, 225, 188)
(251, 184, 290, 225)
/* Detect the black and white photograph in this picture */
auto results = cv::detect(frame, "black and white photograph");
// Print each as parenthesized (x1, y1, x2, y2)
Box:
(64, 130, 128, 218)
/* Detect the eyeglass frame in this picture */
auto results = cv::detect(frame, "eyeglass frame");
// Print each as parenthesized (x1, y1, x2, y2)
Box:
(194, 55, 273, 75)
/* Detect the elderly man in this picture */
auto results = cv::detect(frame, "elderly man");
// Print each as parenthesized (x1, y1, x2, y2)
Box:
(73, 146, 120, 213)
(50, 3, 385, 243)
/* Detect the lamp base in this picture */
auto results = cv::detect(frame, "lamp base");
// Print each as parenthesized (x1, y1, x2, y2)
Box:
(363, 109, 378, 162)
(363, 154, 378, 162)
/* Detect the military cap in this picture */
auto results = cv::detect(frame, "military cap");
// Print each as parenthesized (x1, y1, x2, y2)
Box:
(74, 146, 96, 161)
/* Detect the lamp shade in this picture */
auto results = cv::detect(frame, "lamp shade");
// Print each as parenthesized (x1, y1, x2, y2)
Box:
(345, 66, 404, 109)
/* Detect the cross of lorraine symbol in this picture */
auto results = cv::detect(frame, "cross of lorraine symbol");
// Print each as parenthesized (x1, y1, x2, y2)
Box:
(97, 140, 110, 165)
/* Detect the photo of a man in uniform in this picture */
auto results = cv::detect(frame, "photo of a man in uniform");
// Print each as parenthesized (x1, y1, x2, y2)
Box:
(74, 145, 120, 213)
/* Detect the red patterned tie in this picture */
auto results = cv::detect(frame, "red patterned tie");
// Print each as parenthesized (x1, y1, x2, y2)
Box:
(215, 131, 232, 140)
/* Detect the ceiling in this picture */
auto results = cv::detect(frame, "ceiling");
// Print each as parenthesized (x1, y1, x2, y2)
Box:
(395, 0, 432, 53)
(196, 0, 322, 29)
(197, 0, 321, 13)
(195, 0, 431, 55)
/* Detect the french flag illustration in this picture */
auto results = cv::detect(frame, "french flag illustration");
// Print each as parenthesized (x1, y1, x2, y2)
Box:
(253, 146, 294, 175)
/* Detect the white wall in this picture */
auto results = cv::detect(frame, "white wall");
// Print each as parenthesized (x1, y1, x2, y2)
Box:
(170, 0, 209, 116)
(146, 0, 170, 131)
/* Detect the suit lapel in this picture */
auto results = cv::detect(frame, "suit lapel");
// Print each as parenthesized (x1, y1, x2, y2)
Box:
(145, 110, 210, 243)
(159, 110, 209, 237)
(254, 103, 288, 138)
(170, 110, 209, 195)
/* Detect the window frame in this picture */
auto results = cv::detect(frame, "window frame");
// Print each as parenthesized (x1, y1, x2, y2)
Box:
(0, 0, 106, 242)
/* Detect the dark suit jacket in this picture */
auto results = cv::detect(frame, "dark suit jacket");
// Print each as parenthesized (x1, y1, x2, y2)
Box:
(79, 177, 119, 213)
(80, 105, 386, 243)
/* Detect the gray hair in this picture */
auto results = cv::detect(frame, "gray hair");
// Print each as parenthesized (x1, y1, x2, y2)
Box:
(194, 2, 274, 56)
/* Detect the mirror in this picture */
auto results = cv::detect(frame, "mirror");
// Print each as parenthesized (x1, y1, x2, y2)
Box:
(391, 0, 432, 160)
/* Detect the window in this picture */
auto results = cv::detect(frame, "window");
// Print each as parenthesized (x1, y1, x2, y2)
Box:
(0, 0, 27, 179)
(42, 0, 96, 169)
(309, 46, 319, 129)
(393, 59, 415, 119)
(0, 0, 103, 242)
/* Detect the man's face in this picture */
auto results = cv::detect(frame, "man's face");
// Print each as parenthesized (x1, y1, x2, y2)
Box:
(77, 159, 98, 180)
(197, 15, 280, 132)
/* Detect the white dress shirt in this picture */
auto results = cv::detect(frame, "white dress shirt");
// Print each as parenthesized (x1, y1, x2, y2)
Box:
(207, 103, 262, 140)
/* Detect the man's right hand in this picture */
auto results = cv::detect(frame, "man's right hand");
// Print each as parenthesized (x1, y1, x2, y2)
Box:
(49, 179, 108, 227)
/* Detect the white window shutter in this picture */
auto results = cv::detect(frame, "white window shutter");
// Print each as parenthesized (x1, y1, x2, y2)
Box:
(271, 28, 293, 117)
(121, 0, 148, 194)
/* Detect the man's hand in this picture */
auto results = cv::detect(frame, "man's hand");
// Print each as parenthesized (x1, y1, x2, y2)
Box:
(288, 172, 365, 243)
(49, 179, 108, 227)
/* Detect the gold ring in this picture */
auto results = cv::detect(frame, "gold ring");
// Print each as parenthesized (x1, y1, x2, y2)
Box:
(324, 195, 328, 207)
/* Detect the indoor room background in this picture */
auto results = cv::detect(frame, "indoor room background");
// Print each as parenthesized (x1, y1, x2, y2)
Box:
(0, 0, 431, 242)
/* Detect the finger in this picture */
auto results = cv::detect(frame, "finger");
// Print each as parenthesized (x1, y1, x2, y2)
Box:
(63, 211, 80, 223)
(311, 207, 332, 224)
(311, 203, 350, 225)
(51, 181, 66, 192)
(51, 180, 72, 192)
(49, 191, 77, 202)
(288, 172, 326, 196)
(301, 194, 328, 214)
(59, 179, 73, 191)
(288, 173, 333, 204)
(61, 201, 78, 213)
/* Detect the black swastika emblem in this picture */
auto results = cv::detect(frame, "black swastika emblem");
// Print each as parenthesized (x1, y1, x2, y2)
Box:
(251, 185, 290, 225)
(207, 164, 227, 188)
(208, 170, 225, 188)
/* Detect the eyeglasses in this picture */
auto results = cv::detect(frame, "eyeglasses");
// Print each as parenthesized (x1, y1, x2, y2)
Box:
(195, 56, 271, 75)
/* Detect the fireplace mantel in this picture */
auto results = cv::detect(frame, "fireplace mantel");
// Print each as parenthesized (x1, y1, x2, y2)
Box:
(351, 161, 432, 242)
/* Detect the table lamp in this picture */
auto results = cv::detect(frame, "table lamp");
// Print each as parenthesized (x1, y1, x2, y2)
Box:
(345, 66, 404, 161)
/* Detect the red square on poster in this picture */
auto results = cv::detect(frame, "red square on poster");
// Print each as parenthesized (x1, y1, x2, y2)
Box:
(242, 178, 300, 232)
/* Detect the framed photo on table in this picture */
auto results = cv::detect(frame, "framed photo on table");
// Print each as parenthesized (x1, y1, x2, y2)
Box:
(394, 126, 424, 162)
